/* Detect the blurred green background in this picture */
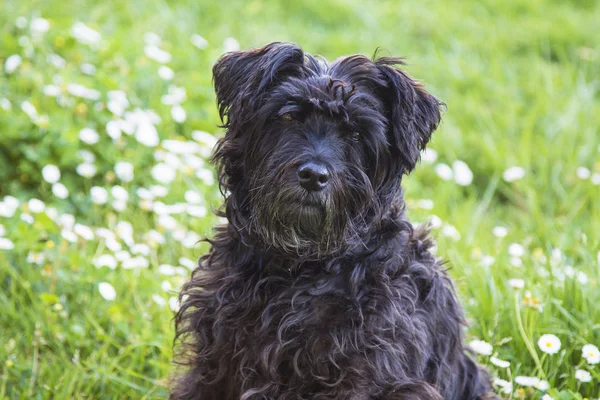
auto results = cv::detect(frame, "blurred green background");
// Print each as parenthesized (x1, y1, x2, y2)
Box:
(1, 0, 599, 399)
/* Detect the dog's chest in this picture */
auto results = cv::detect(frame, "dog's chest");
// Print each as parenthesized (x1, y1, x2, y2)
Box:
(224, 268, 427, 394)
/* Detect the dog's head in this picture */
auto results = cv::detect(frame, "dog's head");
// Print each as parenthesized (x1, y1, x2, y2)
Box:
(212, 42, 442, 255)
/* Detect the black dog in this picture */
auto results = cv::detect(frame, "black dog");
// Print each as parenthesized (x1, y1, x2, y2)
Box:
(172, 42, 494, 399)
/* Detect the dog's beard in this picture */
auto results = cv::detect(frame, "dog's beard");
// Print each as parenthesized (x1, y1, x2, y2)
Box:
(249, 178, 345, 255)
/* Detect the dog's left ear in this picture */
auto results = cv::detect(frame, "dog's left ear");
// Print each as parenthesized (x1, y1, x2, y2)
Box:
(375, 57, 443, 174)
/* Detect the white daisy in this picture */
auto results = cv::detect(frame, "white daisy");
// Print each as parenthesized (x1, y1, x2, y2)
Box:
(90, 186, 108, 204)
(131, 243, 151, 256)
(152, 294, 167, 306)
(575, 369, 591, 383)
(144, 45, 172, 63)
(76, 163, 96, 178)
(93, 254, 117, 269)
(4, 55, 22, 74)
(421, 148, 438, 164)
(190, 34, 208, 49)
(30, 17, 50, 34)
(481, 255, 495, 268)
(158, 214, 178, 230)
(27, 252, 45, 264)
(0, 97, 11, 111)
(187, 205, 207, 218)
(116, 221, 134, 244)
(510, 256, 523, 268)
(71, 22, 101, 46)
(111, 251, 130, 264)
(80, 63, 96, 75)
(146, 230, 165, 245)
(577, 271, 589, 285)
(107, 90, 129, 116)
(442, 225, 461, 241)
(77, 149, 96, 163)
(122, 256, 149, 270)
(582, 344, 600, 364)
(416, 199, 434, 210)
(184, 190, 204, 204)
(161, 85, 187, 105)
(111, 186, 129, 202)
(452, 160, 473, 186)
(191, 130, 217, 148)
(67, 83, 100, 100)
(168, 296, 180, 312)
(21, 213, 34, 224)
(223, 37, 240, 52)
(171, 105, 187, 123)
(492, 226, 508, 238)
(114, 161, 134, 182)
(161, 280, 173, 292)
(47, 54, 66, 68)
(74, 223, 95, 240)
(61, 229, 78, 243)
(42, 164, 61, 183)
(151, 163, 176, 184)
(135, 120, 159, 147)
(534, 380, 549, 391)
(469, 340, 492, 356)
(490, 356, 510, 368)
(195, 168, 214, 186)
(136, 187, 154, 200)
(576, 167, 591, 179)
(182, 231, 201, 248)
(105, 120, 122, 141)
(158, 264, 177, 276)
(502, 166, 526, 182)
(28, 198, 45, 213)
(514, 376, 539, 387)
(0, 238, 15, 250)
(158, 65, 174, 80)
(537, 334, 561, 355)
(58, 213, 75, 229)
(43, 85, 61, 97)
(98, 282, 116, 301)
(179, 257, 196, 270)
(79, 128, 99, 144)
(508, 243, 525, 257)
(21, 100, 38, 120)
(435, 163, 453, 181)
(143, 32, 161, 45)
(429, 215, 443, 229)
(493, 378, 512, 394)
(508, 278, 525, 289)
(16, 17, 28, 29)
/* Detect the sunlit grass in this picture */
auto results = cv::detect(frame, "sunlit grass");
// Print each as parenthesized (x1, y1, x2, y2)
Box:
(0, 0, 599, 398)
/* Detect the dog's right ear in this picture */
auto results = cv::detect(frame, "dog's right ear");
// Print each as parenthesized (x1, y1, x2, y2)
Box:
(213, 42, 305, 129)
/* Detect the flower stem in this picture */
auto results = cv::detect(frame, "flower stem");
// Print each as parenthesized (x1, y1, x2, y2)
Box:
(514, 292, 546, 379)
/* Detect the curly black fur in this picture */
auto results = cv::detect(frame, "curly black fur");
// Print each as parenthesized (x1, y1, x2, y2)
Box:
(172, 42, 495, 399)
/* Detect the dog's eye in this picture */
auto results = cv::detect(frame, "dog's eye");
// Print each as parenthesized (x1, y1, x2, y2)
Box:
(280, 113, 295, 122)
(350, 131, 361, 142)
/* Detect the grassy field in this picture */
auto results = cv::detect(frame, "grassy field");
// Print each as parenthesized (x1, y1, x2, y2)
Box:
(1, 0, 599, 399)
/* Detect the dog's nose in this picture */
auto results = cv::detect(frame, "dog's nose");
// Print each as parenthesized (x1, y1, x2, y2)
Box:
(297, 162, 329, 191)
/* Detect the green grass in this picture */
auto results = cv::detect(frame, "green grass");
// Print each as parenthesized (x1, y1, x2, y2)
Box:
(1, 0, 599, 399)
